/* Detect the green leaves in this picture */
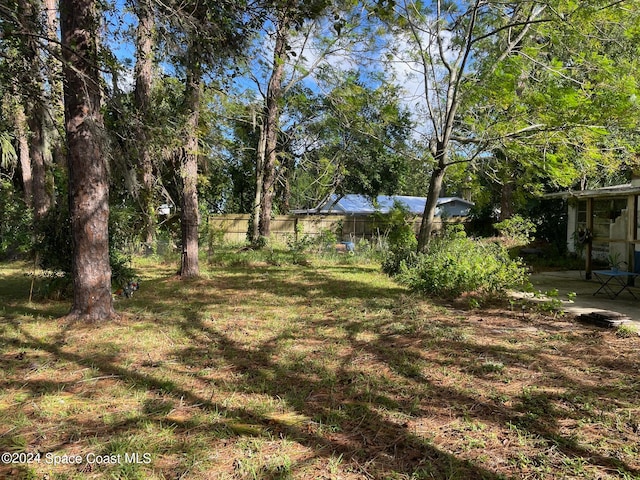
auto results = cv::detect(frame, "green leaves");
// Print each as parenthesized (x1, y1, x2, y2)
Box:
(297, 72, 414, 201)
(0, 131, 17, 171)
(396, 232, 530, 299)
(459, 0, 640, 206)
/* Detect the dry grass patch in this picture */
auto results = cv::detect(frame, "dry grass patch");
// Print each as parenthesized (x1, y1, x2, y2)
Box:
(1, 257, 639, 479)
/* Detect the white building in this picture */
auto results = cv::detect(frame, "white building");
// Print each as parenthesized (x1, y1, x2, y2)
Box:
(548, 181, 640, 275)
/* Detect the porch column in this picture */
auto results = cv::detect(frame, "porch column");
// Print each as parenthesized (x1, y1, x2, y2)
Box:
(585, 198, 593, 279)
(632, 195, 639, 280)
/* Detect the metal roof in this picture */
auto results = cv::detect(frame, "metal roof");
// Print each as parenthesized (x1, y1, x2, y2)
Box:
(293, 194, 473, 216)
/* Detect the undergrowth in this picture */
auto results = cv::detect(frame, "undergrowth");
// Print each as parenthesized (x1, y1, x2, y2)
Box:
(385, 225, 530, 300)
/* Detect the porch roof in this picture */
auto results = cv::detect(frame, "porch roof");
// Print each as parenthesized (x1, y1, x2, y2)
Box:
(545, 183, 640, 200)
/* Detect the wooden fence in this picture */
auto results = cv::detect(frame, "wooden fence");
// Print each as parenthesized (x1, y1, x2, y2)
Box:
(207, 214, 459, 244)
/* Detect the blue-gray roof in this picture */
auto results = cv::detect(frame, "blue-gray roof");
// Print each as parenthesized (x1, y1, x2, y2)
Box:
(294, 194, 473, 216)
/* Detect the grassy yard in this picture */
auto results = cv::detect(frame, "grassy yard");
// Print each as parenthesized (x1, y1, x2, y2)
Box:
(0, 254, 639, 479)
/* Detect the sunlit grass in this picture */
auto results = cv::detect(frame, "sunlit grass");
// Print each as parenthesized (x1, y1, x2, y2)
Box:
(1, 254, 639, 479)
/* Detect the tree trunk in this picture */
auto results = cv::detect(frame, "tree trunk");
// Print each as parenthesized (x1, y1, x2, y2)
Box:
(44, 0, 58, 40)
(60, 0, 115, 320)
(134, 0, 156, 252)
(499, 178, 515, 221)
(417, 166, 447, 252)
(22, 0, 52, 221)
(251, 122, 266, 244)
(180, 48, 201, 278)
(417, 146, 448, 252)
(44, 0, 63, 108)
(258, 17, 288, 240)
(14, 105, 33, 206)
(279, 159, 292, 214)
(44, 0, 65, 174)
(27, 100, 51, 221)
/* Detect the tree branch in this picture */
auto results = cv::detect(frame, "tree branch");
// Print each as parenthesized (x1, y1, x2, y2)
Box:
(470, 16, 555, 46)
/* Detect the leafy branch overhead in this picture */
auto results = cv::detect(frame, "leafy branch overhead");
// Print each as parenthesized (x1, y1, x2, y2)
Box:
(370, 0, 640, 249)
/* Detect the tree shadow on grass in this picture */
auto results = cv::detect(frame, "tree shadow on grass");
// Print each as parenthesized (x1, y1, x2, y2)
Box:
(0, 318, 508, 479)
(1, 263, 639, 478)
(173, 304, 639, 478)
(125, 266, 640, 476)
(0, 272, 69, 320)
(173, 317, 512, 479)
(340, 326, 640, 477)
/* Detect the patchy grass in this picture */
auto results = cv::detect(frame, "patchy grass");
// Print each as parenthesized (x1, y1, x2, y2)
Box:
(1, 255, 639, 479)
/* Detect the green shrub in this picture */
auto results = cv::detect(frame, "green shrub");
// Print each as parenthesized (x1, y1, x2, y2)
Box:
(378, 202, 418, 276)
(318, 227, 338, 246)
(251, 235, 268, 249)
(32, 204, 73, 298)
(355, 238, 384, 262)
(284, 225, 313, 264)
(0, 180, 33, 259)
(34, 203, 73, 273)
(381, 248, 417, 277)
(396, 233, 530, 299)
(493, 214, 537, 244)
(285, 225, 331, 261)
(109, 205, 138, 287)
(34, 203, 137, 297)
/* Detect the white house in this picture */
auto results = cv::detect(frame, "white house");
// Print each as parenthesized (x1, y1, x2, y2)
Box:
(548, 180, 640, 275)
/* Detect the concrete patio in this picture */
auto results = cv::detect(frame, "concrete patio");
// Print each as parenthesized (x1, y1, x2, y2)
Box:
(526, 270, 640, 324)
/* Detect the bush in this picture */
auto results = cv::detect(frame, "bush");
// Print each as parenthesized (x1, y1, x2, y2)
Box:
(355, 238, 384, 263)
(0, 180, 33, 259)
(396, 232, 530, 299)
(378, 202, 418, 276)
(109, 205, 139, 287)
(34, 203, 73, 273)
(493, 214, 537, 245)
(382, 248, 417, 277)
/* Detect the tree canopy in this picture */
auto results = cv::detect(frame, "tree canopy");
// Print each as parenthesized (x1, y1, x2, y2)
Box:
(1, 0, 639, 306)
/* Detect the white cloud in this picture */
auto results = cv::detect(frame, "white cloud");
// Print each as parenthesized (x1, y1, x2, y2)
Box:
(378, 14, 461, 140)
(118, 66, 135, 93)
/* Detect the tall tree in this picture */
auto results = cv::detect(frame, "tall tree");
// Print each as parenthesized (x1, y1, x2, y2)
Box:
(13, 104, 33, 205)
(133, 0, 157, 252)
(179, 41, 202, 278)
(158, 0, 251, 277)
(249, 0, 362, 243)
(19, 0, 53, 221)
(376, 0, 635, 250)
(285, 72, 413, 209)
(257, 9, 288, 241)
(43, 0, 65, 166)
(378, 0, 554, 251)
(60, 0, 115, 320)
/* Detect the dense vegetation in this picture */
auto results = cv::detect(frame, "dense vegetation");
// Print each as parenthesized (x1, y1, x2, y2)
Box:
(1, 0, 640, 315)
(2, 3, 640, 476)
